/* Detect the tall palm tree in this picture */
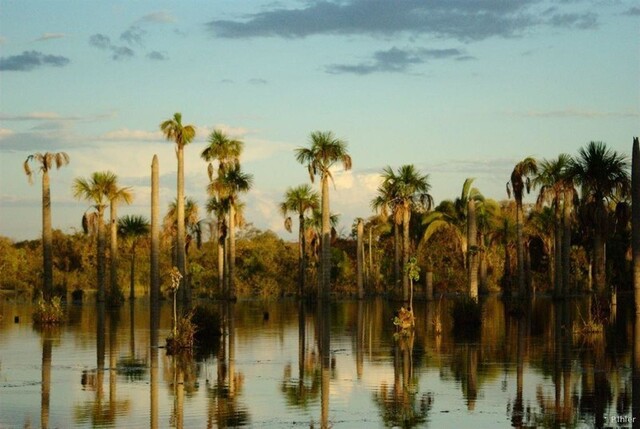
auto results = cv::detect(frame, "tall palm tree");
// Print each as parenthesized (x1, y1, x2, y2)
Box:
(570, 141, 630, 291)
(23, 152, 70, 300)
(106, 181, 133, 305)
(206, 196, 230, 296)
(73, 171, 117, 302)
(507, 157, 538, 295)
(380, 165, 433, 302)
(295, 131, 352, 300)
(118, 215, 150, 300)
(160, 112, 196, 302)
(533, 154, 572, 297)
(280, 184, 320, 298)
(209, 164, 253, 300)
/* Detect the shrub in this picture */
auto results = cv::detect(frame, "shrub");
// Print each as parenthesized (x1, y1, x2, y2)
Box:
(32, 294, 64, 325)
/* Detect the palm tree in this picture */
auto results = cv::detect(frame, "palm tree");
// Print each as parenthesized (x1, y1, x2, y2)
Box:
(295, 131, 352, 300)
(160, 112, 196, 302)
(280, 184, 320, 298)
(507, 157, 538, 295)
(380, 165, 433, 302)
(422, 178, 484, 269)
(533, 154, 572, 297)
(209, 164, 253, 300)
(23, 152, 70, 300)
(201, 129, 243, 178)
(570, 141, 630, 291)
(73, 171, 117, 302)
(106, 181, 133, 305)
(118, 215, 150, 300)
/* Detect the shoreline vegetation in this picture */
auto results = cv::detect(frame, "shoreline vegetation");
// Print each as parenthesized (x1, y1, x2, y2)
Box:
(5, 121, 639, 315)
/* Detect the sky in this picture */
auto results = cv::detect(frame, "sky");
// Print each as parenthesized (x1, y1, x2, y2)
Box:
(0, 0, 638, 242)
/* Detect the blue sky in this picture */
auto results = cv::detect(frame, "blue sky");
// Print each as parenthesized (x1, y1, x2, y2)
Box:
(1, 0, 638, 241)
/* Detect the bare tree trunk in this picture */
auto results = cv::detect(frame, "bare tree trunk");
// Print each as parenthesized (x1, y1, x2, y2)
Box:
(479, 231, 488, 294)
(176, 145, 187, 303)
(97, 207, 106, 302)
(357, 218, 364, 299)
(298, 213, 306, 298)
(633, 137, 640, 313)
(468, 200, 478, 300)
(402, 207, 410, 303)
(394, 222, 400, 294)
(561, 192, 572, 297)
(109, 201, 119, 304)
(151, 155, 160, 306)
(42, 171, 53, 300)
(229, 205, 237, 300)
(516, 200, 525, 295)
(217, 219, 225, 296)
(554, 208, 563, 298)
(320, 176, 331, 300)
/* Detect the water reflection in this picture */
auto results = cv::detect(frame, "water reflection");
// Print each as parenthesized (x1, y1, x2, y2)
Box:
(2, 296, 640, 427)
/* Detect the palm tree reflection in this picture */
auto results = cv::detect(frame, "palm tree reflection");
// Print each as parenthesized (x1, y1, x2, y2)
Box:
(373, 332, 433, 428)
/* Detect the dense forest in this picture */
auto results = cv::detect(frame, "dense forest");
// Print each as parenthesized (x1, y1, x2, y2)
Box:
(3, 115, 638, 306)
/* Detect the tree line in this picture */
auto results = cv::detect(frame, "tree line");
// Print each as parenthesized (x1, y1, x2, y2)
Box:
(9, 114, 639, 306)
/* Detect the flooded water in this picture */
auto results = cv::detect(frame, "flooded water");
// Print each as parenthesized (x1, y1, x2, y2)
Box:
(0, 295, 638, 428)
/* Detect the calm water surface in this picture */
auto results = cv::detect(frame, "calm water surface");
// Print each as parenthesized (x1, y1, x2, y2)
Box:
(0, 295, 637, 428)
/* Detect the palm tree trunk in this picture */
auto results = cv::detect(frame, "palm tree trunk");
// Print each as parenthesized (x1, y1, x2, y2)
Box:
(516, 200, 525, 295)
(97, 207, 106, 302)
(593, 229, 606, 293)
(402, 207, 410, 303)
(150, 155, 160, 306)
(176, 145, 187, 303)
(229, 204, 236, 300)
(554, 206, 563, 298)
(393, 222, 400, 293)
(298, 213, 306, 298)
(357, 218, 364, 299)
(468, 200, 478, 300)
(479, 231, 487, 294)
(42, 171, 53, 301)
(129, 246, 136, 301)
(217, 220, 225, 296)
(633, 137, 640, 313)
(110, 201, 119, 304)
(321, 176, 331, 300)
(562, 193, 572, 297)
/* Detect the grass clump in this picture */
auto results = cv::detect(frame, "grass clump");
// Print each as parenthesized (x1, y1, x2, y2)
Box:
(166, 309, 197, 354)
(32, 294, 64, 325)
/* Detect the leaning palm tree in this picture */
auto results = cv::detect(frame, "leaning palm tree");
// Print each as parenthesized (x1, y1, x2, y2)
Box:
(507, 157, 538, 295)
(384, 165, 433, 302)
(118, 215, 149, 300)
(570, 141, 630, 292)
(160, 112, 196, 302)
(280, 184, 320, 298)
(209, 164, 253, 300)
(24, 152, 70, 300)
(533, 154, 572, 298)
(295, 131, 352, 299)
(106, 181, 133, 305)
(73, 171, 117, 302)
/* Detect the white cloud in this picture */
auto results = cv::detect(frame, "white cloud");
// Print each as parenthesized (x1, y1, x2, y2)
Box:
(140, 11, 175, 24)
(35, 33, 65, 42)
(100, 128, 164, 142)
(0, 128, 14, 139)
